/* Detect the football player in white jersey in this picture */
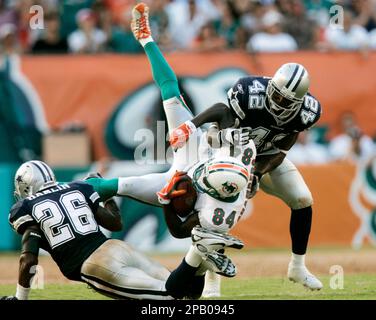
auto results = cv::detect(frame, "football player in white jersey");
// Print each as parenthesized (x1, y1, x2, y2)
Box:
(157, 147, 256, 298)
(109, 3, 258, 299)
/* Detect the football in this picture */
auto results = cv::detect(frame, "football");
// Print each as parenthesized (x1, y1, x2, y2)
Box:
(170, 179, 197, 218)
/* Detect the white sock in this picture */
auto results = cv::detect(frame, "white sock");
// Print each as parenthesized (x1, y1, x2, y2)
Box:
(139, 36, 154, 47)
(203, 271, 221, 295)
(16, 284, 30, 300)
(291, 253, 305, 267)
(185, 245, 203, 268)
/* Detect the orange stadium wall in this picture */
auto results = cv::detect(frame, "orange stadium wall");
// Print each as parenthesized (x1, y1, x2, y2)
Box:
(234, 162, 364, 248)
(5, 52, 375, 250)
(20, 51, 376, 160)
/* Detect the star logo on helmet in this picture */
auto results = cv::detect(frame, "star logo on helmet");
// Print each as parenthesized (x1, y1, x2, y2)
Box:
(16, 175, 23, 183)
(222, 182, 238, 195)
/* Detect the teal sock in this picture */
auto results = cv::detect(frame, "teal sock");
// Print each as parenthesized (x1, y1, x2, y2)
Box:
(144, 42, 181, 101)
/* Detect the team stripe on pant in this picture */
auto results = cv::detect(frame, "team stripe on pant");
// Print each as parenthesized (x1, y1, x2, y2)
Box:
(81, 273, 172, 300)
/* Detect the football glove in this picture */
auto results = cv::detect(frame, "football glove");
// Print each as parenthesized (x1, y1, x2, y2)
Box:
(157, 171, 189, 205)
(169, 121, 197, 151)
(220, 127, 253, 146)
(0, 296, 18, 300)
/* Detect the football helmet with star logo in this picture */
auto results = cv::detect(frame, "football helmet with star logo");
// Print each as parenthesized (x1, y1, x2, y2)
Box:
(14, 160, 57, 200)
(266, 63, 310, 125)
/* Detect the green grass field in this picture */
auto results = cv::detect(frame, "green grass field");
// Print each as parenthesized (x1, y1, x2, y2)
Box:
(1, 274, 375, 300)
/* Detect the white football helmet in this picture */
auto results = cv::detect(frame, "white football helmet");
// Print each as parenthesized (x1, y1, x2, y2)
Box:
(192, 157, 251, 200)
(14, 160, 57, 200)
(266, 63, 309, 125)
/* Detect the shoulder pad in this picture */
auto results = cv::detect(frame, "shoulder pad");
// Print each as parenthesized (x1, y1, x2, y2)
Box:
(298, 94, 322, 130)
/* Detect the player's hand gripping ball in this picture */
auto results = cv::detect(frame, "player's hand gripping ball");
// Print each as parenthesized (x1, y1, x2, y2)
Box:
(170, 177, 197, 218)
(157, 171, 197, 217)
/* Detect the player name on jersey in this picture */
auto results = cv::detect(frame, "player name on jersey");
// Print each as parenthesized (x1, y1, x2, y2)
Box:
(26, 184, 71, 200)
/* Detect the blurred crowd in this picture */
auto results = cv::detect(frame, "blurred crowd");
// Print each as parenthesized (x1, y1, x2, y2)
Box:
(0, 0, 376, 54)
(288, 111, 375, 165)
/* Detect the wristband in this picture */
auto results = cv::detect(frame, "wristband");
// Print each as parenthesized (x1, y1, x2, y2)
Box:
(184, 120, 197, 134)
(16, 284, 30, 300)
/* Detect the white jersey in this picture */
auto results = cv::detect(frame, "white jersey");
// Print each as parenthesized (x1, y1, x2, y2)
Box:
(186, 137, 257, 234)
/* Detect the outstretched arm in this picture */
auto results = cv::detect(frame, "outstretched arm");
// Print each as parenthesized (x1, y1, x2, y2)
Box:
(191, 102, 236, 130)
(85, 177, 119, 202)
(169, 102, 237, 150)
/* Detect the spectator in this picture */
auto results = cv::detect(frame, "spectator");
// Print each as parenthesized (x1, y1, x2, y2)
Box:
(240, 1, 267, 35)
(12, 0, 34, 52)
(303, 0, 332, 28)
(60, 0, 96, 38)
(68, 8, 107, 54)
(149, 0, 172, 50)
(329, 112, 375, 162)
(104, 0, 135, 24)
(0, 23, 19, 54)
(31, 11, 68, 54)
(233, 25, 249, 50)
(287, 131, 330, 165)
(369, 28, 376, 48)
(191, 21, 227, 52)
(108, 10, 143, 54)
(0, 0, 17, 27)
(92, 0, 113, 38)
(246, 9, 298, 52)
(350, 0, 376, 32)
(165, 0, 217, 50)
(323, 9, 369, 51)
(212, 0, 240, 48)
(278, 0, 318, 49)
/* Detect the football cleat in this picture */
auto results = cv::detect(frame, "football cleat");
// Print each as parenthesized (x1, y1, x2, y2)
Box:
(191, 226, 244, 254)
(287, 263, 323, 291)
(202, 251, 237, 278)
(131, 3, 151, 41)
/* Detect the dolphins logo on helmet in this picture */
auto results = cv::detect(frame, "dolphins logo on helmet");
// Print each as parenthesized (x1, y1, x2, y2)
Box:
(192, 156, 251, 201)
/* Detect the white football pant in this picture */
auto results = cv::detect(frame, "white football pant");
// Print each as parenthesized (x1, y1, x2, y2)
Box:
(81, 239, 173, 300)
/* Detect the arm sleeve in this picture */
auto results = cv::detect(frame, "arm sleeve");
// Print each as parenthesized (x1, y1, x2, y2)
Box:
(21, 227, 42, 255)
(191, 102, 235, 129)
(84, 178, 119, 202)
